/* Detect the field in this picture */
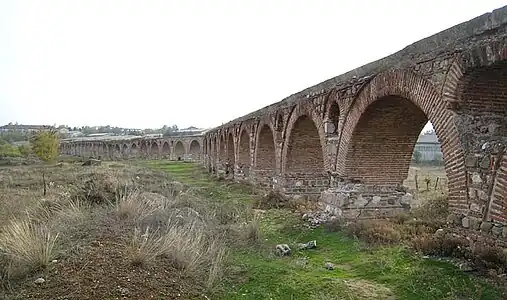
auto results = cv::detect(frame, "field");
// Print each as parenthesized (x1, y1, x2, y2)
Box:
(0, 160, 504, 299)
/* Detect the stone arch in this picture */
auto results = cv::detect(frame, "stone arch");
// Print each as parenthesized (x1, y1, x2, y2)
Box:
(161, 141, 170, 158)
(150, 141, 159, 159)
(211, 135, 219, 166)
(140, 141, 148, 158)
(337, 70, 463, 196)
(174, 140, 185, 160)
(114, 144, 121, 159)
(226, 132, 235, 164)
(189, 140, 200, 160)
(122, 144, 128, 159)
(238, 127, 251, 174)
(282, 104, 327, 173)
(131, 143, 138, 157)
(255, 123, 276, 170)
(219, 135, 226, 161)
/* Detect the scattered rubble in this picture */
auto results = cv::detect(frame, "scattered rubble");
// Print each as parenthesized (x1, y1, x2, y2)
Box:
(324, 262, 335, 270)
(275, 244, 291, 256)
(297, 240, 317, 250)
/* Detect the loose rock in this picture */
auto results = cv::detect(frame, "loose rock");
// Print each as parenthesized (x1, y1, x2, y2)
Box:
(324, 262, 335, 270)
(275, 244, 291, 256)
(297, 240, 317, 250)
(34, 277, 45, 285)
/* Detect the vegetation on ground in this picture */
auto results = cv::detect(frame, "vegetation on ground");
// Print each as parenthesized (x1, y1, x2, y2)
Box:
(0, 160, 504, 299)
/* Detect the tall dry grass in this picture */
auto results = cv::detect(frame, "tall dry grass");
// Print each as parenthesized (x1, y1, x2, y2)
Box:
(119, 185, 233, 288)
(0, 217, 59, 271)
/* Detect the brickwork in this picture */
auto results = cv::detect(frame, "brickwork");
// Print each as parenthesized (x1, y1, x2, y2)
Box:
(285, 115, 324, 172)
(343, 95, 427, 184)
(200, 6, 507, 228)
(254, 124, 276, 170)
(238, 128, 251, 175)
(282, 172, 330, 199)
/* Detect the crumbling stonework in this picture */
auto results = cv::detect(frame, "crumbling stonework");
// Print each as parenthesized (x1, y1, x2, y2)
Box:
(202, 6, 507, 223)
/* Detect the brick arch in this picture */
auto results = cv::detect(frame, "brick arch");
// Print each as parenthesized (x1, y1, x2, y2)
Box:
(337, 69, 464, 197)
(238, 125, 251, 169)
(226, 131, 235, 164)
(219, 134, 226, 161)
(140, 141, 148, 156)
(131, 143, 138, 157)
(446, 46, 507, 221)
(161, 141, 170, 157)
(150, 141, 159, 158)
(254, 122, 276, 171)
(122, 144, 129, 158)
(282, 103, 327, 173)
(212, 135, 218, 164)
(189, 139, 200, 159)
(174, 140, 185, 159)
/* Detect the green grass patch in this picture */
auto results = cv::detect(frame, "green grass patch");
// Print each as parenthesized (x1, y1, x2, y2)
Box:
(140, 160, 505, 300)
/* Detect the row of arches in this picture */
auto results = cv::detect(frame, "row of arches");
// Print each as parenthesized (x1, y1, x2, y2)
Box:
(203, 54, 507, 221)
(61, 138, 202, 161)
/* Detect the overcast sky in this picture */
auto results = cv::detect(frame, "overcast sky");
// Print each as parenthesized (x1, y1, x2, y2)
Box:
(0, 1, 505, 130)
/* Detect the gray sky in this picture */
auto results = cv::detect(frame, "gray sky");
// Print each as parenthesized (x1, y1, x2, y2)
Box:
(0, 1, 505, 130)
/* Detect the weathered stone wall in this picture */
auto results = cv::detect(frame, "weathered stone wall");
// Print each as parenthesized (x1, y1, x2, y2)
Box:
(282, 172, 330, 200)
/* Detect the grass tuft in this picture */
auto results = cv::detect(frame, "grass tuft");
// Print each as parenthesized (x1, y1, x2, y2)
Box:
(0, 217, 59, 272)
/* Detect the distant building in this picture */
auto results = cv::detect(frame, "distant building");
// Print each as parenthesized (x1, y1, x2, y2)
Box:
(412, 133, 443, 163)
(0, 124, 54, 133)
(165, 126, 207, 137)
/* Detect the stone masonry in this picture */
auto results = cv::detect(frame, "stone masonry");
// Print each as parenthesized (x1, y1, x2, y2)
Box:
(201, 6, 507, 225)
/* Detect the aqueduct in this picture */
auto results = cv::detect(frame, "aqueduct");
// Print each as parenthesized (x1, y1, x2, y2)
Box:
(201, 6, 507, 226)
(60, 6, 507, 235)
(60, 135, 203, 162)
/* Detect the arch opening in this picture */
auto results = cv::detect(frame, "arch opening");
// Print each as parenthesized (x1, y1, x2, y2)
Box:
(150, 142, 159, 159)
(140, 142, 147, 158)
(189, 140, 200, 160)
(114, 144, 121, 159)
(326, 101, 340, 135)
(286, 115, 324, 173)
(255, 124, 276, 170)
(238, 129, 251, 175)
(131, 143, 138, 158)
(174, 141, 185, 160)
(122, 144, 128, 159)
(161, 142, 170, 158)
(219, 136, 226, 162)
(345, 95, 437, 186)
(226, 133, 234, 165)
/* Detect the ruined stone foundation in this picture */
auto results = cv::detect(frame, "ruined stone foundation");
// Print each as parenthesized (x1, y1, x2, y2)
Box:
(319, 183, 412, 219)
